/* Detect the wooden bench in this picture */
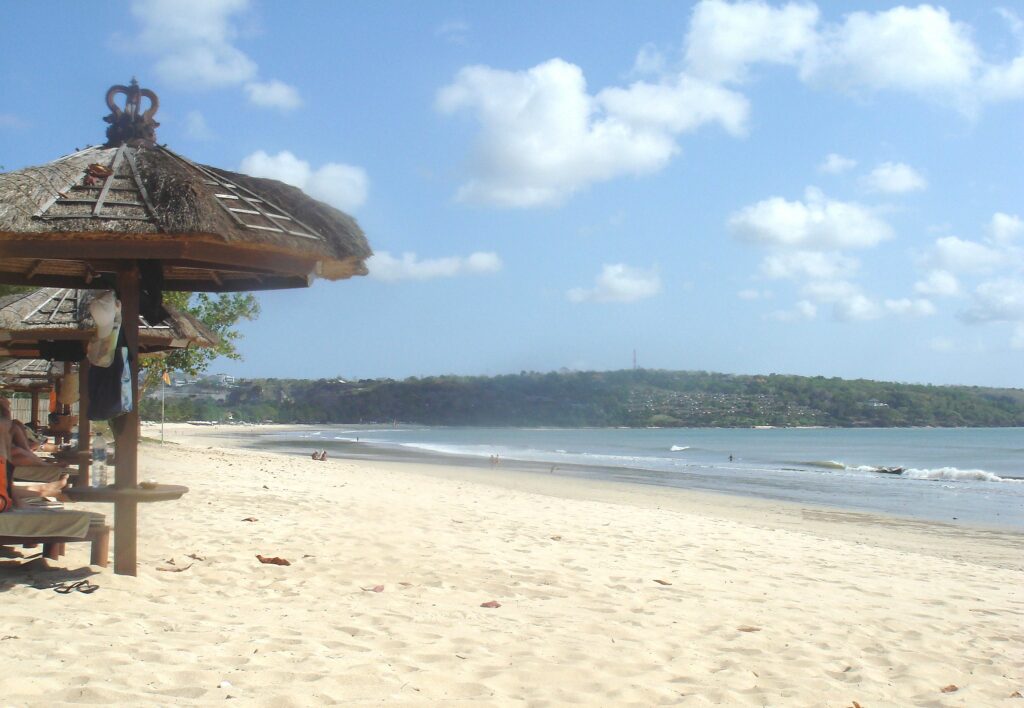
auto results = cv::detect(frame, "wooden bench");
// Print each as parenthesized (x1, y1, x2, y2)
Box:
(0, 511, 110, 567)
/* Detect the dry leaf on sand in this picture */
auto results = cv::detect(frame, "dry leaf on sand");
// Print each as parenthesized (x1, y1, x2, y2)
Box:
(940, 685, 959, 693)
(241, 517, 258, 522)
(480, 600, 501, 608)
(156, 563, 193, 573)
(360, 585, 385, 593)
(737, 625, 761, 632)
(653, 579, 672, 585)
(256, 555, 290, 566)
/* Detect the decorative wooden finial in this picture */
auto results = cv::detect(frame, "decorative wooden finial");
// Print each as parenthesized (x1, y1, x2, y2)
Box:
(103, 78, 160, 147)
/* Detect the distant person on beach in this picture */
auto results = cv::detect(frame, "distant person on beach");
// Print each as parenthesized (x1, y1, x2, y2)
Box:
(729, 455, 733, 462)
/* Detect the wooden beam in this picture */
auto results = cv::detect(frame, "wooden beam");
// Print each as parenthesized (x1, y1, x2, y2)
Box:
(0, 237, 320, 276)
(112, 262, 141, 576)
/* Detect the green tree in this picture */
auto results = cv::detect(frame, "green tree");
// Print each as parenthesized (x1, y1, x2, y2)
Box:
(141, 292, 260, 389)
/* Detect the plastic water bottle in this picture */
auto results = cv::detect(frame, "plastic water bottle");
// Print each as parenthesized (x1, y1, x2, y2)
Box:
(91, 433, 108, 487)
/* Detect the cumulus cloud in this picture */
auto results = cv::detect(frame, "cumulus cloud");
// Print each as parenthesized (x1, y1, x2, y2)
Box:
(130, 0, 300, 109)
(818, 152, 857, 174)
(960, 278, 1024, 323)
(862, 162, 927, 194)
(884, 298, 936, 316)
(368, 251, 502, 282)
(914, 269, 960, 297)
(932, 236, 1004, 274)
(760, 250, 858, 280)
(991, 212, 1024, 246)
(729, 187, 892, 250)
(245, 80, 303, 110)
(768, 300, 817, 321)
(239, 150, 368, 211)
(436, 58, 747, 206)
(685, 0, 820, 83)
(681, 1, 1024, 112)
(567, 264, 661, 304)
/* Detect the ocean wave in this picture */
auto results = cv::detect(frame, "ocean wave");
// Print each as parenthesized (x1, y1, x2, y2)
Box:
(670, 445, 691, 452)
(798, 460, 847, 470)
(901, 467, 1021, 483)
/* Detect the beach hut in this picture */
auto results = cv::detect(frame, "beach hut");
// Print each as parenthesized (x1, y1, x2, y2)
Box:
(0, 286, 221, 485)
(0, 80, 372, 574)
(0, 358, 55, 427)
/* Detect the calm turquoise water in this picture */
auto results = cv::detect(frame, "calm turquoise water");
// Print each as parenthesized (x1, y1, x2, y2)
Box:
(253, 426, 1024, 530)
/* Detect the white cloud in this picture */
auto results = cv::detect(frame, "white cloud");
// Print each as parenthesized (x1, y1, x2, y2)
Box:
(933, 236, 1003, 274)
(239, 150, 368, 211)
(685, 0, 820, 83)
(802, 5, 979, 101)
(914, 269, 960, 297)
(632, 44, 668, 75)
(130, 0, 299, 110)
(244, 80, 302, 110)
(960, 278, 1024, 323)
(884, 298, 936, 316)
(834, 293, 881, 321)
(818, 152, 857, 174)
(862, 161, 927, 194)
(131, 0, 257, 88)
(437, 58, 747, 207)
(768, 299, 817, 321)
(436, 19, 471, 45)
(568, 264, 661, 304)
(991, 212, 1024, 246)
(368, 251, 502, 282)
(184, 110, 213, 140)
(681, 1, 1024, 112)
(1013, 325, 1024, 349)
(729, 187, 892, 250)
(760, 250, 858, 280)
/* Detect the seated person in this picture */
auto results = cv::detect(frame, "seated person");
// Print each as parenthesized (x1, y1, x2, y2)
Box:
(1, 416, 69, 511)
(0, 399, 67, 470)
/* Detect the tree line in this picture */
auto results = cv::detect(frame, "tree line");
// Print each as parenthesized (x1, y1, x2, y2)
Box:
(141, 369, 1024, 428)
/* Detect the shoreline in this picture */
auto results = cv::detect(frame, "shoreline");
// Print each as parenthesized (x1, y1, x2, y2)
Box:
(2, 426, 1021, 704)
(151, 422, 1024, 569)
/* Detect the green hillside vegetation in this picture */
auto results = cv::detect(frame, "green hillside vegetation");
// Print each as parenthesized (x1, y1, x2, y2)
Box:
(141, 369, 1024, 428)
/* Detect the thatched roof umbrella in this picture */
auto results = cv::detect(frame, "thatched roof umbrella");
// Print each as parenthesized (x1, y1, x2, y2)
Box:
(0, 287, 218, 357)
(0, 80, 371, 575)
(0, 358, 57, 428)
(0, 287, 220, 474)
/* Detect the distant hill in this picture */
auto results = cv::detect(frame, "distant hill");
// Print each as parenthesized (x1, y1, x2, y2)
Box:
(142, 369, 1024, 428)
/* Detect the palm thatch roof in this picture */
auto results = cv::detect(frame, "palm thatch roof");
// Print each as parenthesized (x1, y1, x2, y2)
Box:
(0, 288, 218, 357)
(0, 82, 371, 292)
(0, 358, 56, 392)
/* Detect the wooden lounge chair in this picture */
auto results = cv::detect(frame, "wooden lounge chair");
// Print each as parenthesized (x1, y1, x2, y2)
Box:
(0, 509, 110, 567)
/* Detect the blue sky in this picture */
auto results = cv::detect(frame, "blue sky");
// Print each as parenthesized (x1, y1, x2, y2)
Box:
(2, 1, 1023, 387)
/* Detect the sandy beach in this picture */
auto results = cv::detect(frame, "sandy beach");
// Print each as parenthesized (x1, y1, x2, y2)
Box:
(1, 423, 1021, 706)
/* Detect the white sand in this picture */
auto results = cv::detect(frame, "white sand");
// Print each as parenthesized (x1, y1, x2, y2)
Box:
(1, 423, 1021, 706)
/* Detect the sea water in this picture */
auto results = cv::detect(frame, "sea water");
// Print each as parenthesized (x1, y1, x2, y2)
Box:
(253, 425, 1024, 530)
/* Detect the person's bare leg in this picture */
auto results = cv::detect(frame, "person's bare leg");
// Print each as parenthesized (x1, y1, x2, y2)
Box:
(13, 473, 69, 506)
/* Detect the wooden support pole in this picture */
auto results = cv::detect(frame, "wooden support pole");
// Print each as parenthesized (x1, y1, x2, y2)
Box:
(112, 262, 141, 576)
(29, 391, 39, 428)
(77, 360, 91, 488)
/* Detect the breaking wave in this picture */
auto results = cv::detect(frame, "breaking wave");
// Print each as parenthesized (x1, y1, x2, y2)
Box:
(670, 445, 691, 452)
(900, 467, 1021, 483)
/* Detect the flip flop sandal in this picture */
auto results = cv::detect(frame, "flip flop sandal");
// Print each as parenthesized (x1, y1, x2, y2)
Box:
(54, 579, 99, 594)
